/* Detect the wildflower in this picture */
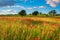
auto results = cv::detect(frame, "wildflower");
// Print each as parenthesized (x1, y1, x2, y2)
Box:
(14, 19, 17, 22)
(58, 33, 60, 36)
(2, 30, 9, 38)
(36, 37, 41, 40)
(54, 37, 56, 40)
(50, 29, 54, 33)
(32, 38, 35, 40)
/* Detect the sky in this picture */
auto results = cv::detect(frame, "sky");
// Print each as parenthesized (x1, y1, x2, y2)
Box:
(0, 0, 60, 14)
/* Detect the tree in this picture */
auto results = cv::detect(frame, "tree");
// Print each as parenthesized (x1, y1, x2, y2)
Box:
(32, 11, 39, 15)
(18, 10, 26, 16)
(48, 10, 56, 16)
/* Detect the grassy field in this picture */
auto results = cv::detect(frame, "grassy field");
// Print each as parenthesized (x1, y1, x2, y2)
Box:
(0, 16, 60, 40)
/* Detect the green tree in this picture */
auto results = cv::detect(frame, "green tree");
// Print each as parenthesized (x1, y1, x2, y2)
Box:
(18, 10, 26, 16)
(48, 10, 56, 16)
(32, 11, 39, 15)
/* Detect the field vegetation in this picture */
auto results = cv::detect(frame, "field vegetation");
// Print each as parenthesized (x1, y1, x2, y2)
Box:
(0, 10, 60, 40)
(0, 16, 60, 40)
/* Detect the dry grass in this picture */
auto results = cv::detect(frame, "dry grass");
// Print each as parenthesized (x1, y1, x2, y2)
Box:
(0, 16, 60, 40)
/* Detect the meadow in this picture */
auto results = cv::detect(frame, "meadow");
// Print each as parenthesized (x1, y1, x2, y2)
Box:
(0, 16, 60, 40)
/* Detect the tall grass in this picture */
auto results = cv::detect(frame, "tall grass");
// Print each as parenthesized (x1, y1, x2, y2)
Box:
(0, 16, 60, 40)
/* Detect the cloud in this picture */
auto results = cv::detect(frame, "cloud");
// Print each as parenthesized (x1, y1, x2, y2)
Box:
(0, 10, 17, 14)
(33, 7, 37, 9)
(3, 5, 25, 9)
(13, 5, 25, 9)
(0, 0, 17, 7)
(53, 0, 60, 3)
(2, 5, 46, 11)
(24, 0, 34, 2)
(26, 7, 33, 10)
(18, 5, 25, 9)
(6, 5, 33, 10)
(39, 6, 46, 8)
(19, 0, 34, 2)
(0, 0, 30, 7)
(46, 0, 60, 7)
(26, 6, 45, 10)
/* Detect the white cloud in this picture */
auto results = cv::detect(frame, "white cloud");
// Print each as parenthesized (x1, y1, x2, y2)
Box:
(3, 5, 25, 9)
(46, 0, 60, 7)
(26, 7, 33, 10)
(39, 6, 45, 8)
(0, 5, 46, 15)
(26, 6, 45, 10)
(50, 2, 57, 7)
(3, 5, 46, 10)
(18, 5, 25, 9)
(33, 7, 37, 9)
(0, 10, 17, 15)
(53, 0, 60, 3)
(20, 0, 34, 2)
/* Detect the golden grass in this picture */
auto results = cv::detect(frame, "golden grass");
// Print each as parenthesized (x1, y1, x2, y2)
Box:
(0, 16, 60, 40)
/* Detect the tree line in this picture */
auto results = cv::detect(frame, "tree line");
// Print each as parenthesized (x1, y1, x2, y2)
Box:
(18, 10, 60, 16)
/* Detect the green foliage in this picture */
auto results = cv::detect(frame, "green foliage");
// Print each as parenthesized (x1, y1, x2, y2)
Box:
(48, 10, 56, 16)
(32, 11, 39, 15)
(0, 9, 60, 17)
(18, 10, 26, 16)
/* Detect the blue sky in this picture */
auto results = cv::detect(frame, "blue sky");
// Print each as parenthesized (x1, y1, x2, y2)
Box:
(0, 0, 60, 14)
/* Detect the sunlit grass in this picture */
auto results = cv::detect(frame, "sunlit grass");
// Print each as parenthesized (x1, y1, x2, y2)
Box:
(0, 16, 60, 40)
